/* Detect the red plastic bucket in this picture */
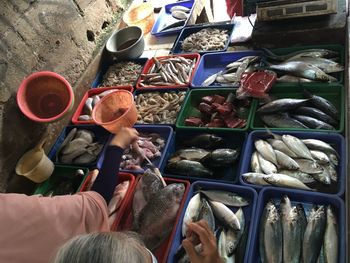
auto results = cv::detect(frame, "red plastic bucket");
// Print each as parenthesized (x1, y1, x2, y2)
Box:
(17, 71, 74, 122)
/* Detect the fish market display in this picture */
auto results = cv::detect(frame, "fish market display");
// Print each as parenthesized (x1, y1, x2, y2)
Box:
(259, 196, 338, 263)
(184, 93, 251, 128)
(100, 61, 143, 87)
(242, 133, 339, 193)
(257, 89, 339, 130)
(120, 133, 166, 171)
(56, 128, 104, 165)
(201, 56, 262, 87)
(132, 170, 185, 251)
(165, 133, 240, 179)
(78, 89, 119, 121)
(264, 48, 343, 82)
(176, 189, 250, 262)
(181, 28, 229, 52)
(158, 5, 190, 33)
(108, 180, 130, 226)
(139, 56, 197, 87)
(135, 91, 186, 124)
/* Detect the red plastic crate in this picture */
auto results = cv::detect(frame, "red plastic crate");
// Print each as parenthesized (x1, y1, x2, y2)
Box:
(71, 86, 134, 125)
(136, 53, 200, 90)
(114, 176, 190, 263)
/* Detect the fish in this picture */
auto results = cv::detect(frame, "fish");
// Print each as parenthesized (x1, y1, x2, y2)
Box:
(199, 190, 249, 207)
(226, 208, 245, 256)
(260, 201, 282, 263)
(209, 200, 241, 230)
(251, 151, 262, 173)
(257, 98, 309, 114)
(201, 72, 221, 86)
(257, 153, 277, 174)
(278, 170, 316, 184)
(286, 57, 344, 73)
(159, 20, 186, 32)
(267, 139, 298, 158)
(303, 89, 339, 120)
(201, 149, 240, 167)
(297, 204, 307, 238)
(274, 150, 300, 170)
(263, 173, 314, 191)
(301, 139, 338, 158)
(136, 183, 185, 250)
(263, 48, 339, 62)
(171, 10, 188, 20)
(260, 113, 309, 129)
(323, 163, 337, 182)
(75, 129, 94, 143)
(292, 107, 338, 126)
(166, 160, 213, 177)
(302, 206, 327, 263)
(323, 205, 338, 263)
(312, 168, 331, 185)
(78, 114, 92, 121)
(242, 172, 271, 186)
(291, 115, 335, 130)
(328, 153, 339, 166)
(170, 5, 191, 13)
(235, 223, 248, 263)
(85, 97, 93, 113)
(282, 135, 313, 160)
(218, 229, 235, 263)
(183, 134, 225, 149)
(310, 150, 330, 164)
(254, 140, 278, 165)
(294, 159, 324, 174)
(182, 193, 201, 237)
(169, 148, 210, 162)
(277, 75, 314, 83)
(197, 197, 215, 232)
(55, 128, 77, 161)
(270, 61, 337, 82)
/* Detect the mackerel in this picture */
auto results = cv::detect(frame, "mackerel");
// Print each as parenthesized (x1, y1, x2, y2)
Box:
(282, 135, 313, 160)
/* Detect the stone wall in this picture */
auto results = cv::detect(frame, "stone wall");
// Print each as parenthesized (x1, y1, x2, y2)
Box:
(0, 0, 131, 193)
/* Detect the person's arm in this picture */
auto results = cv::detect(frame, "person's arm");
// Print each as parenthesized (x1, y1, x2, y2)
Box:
(91, 128, 139, 203)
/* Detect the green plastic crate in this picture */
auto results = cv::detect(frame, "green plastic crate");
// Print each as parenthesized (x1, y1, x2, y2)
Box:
(268, 44, 345, 84)
(33, 165, 89, 196)
(250, 83, 344, 133)
(175, 88, 255, 132)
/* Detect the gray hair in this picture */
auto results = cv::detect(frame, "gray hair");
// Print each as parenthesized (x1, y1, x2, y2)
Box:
(53, 232, 147, 263)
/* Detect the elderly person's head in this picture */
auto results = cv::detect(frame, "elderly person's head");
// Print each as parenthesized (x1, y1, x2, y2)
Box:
(53, 232, 157, 263)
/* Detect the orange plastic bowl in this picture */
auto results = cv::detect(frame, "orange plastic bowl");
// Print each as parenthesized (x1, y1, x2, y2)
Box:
(16, 71, 74, 123)
(92, 90, 137, 134)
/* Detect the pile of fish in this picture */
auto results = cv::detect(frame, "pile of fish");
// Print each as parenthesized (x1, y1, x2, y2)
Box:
(257, 89, 339, 130)
(243, 133, 339, 193)
(78, 89, 118, 121)
(132, 170, 185, 251)
(264, 48, 344, 82)
(139, 56, 196, 87)
(108, 179, 130, 226)
(56, 128, 104, 165)
(159, 5, 191, 32)
(181, 28, 229, 52)
(100, 61, 143, 87)
(165, 133, 240, 178)
(135, 91, 186, 124)
(176, 189, 250, 263)
(201, 56, 262, 87)
(120, 133, 166, 171)
(259, 196, 338, 263)
(185, 93, 251, 128)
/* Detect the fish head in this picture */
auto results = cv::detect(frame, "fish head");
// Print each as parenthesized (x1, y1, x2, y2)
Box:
(167, 183, 185, 203)
(317, 71, 337, 82)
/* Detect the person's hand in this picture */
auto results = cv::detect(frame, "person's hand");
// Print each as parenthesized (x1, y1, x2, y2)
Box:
(109, 127, 139, 149)
(182, 220, 223, 263)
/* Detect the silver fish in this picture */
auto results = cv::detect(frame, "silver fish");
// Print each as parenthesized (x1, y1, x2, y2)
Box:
(323, 205, 338, 263)
(258, 153, 277, 174)
(85, 97, 93, 113)
(328, 153, 339, 166)
(260, 113, 309, 129)
(255, 140, 278, 165)
(197, 197, 215, 232)
(301, 139, 338, 158)
(267, 139, 298, 158)
(169, 148, 210, 162)
(323, 163, 337, 182)
(274, 150, 300, 170)
(310, 150, 330, 164)
(170, 5, 190, 13)
(263, 173, 314, 191)
(251, 151, 262, 173)
(199, 190, 249, 207)
(182, 193, 201, 237)
(201, 72, 220, 86)
(171, 10, 188, 20)
(209, 200, 241, 230)
(218, 229, 235, 263)
(226, 208, 245, 256)
(286, 57, 344, 73)
(258, 98, 309, 114)
(312, 167, 331, 185)
(277, 75, 313, 83)
(294, 159, 324, 174)
(264, 48, 339, 61)
(282, 135, 313, 160)
(278, 170, 315, 184)
(242, 172, 271, 186)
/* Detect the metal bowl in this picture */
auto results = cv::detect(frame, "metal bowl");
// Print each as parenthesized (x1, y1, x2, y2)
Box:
(106, 26, 145, 60)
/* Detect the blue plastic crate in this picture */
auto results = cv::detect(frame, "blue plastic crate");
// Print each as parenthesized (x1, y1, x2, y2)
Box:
(120, 125, 173, 174)
(48, 124, 112, 169)
(133, 88, 189, 126)
(238, 130, 346, 196)
(167, 181, 258, 263)
(160, 129, 248, 184)
(170, 23, 235, 55)
(151, 0, 194, 37)
(91, 58, 148, 88)
(190, 51, 263, 88)
(248, 187, 345, 263)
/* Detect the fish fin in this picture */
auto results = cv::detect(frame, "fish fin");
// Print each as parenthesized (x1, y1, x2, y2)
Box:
(263, 125, 281, 140)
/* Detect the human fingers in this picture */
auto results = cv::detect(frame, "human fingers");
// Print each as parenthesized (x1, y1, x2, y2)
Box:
(196, 220, 215, 237)
(187, 222, 212, 246)
(182, 239, 200, 263)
